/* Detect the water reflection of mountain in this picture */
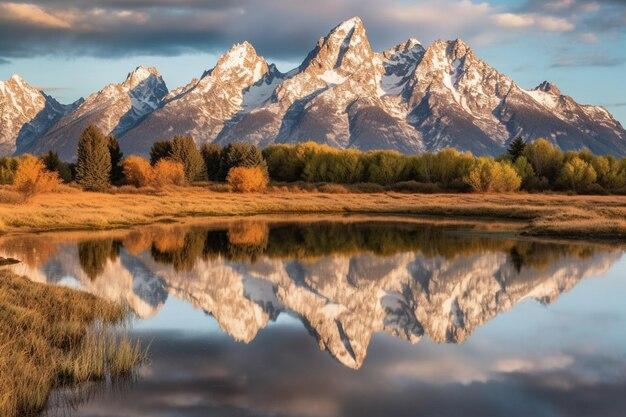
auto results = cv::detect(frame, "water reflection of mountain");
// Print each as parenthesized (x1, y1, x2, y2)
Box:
(1, 220, 620, 369)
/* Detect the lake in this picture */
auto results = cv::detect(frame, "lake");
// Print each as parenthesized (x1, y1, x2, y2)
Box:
(2, 216, 625, 417)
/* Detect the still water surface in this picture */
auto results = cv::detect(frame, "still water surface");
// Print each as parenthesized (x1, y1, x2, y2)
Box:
(2, 217, 625, 417)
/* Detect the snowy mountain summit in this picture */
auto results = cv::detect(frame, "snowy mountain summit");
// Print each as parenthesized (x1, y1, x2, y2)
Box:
(3, 17, 626, 158)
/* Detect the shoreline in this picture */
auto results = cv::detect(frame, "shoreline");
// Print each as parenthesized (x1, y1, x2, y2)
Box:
(1, 187, 625, 240)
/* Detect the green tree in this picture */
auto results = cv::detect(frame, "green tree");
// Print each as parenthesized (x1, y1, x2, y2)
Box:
(76, 125, 111, 191)
(40, 151, 72, 183)
(363, 150, 409, 185)
(219, 143, 266, 181)
(513, 156, 535, 188)
(465, 158, 521, 192)
(507, 135, 526, 162)
(107, 136, 124, 185)
(0, 157, 18, 184)
(170, 136, 205, 181)
(149, 140, 172, 165)
(201, 143, 221, 181)
(558, 156, 597, 192)
(522, 138, 564, 184)
(262, 144, 306, 182)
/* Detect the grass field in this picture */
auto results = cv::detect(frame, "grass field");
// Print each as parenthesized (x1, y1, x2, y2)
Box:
(1, 186, 625, 239)
(0, 270, 145, 417)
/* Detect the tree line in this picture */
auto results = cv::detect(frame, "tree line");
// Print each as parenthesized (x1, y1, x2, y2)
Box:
(1, 125, 626, 196)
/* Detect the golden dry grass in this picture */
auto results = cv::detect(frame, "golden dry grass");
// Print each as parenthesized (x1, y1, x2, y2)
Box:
(0, 270, 145, 417)
(0, 185, 625, 239)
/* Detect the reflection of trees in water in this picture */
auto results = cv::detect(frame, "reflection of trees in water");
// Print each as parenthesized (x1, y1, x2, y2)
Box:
(125, 221, 601, 274)
(509, 241, 595, 274)
(77, 239, 121, 280)
(0, 221, 606, 280)
(0, 236, 58, 267)
(151, 231, 206, 272)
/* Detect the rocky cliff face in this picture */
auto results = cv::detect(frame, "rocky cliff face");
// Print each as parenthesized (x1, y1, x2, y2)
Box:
(0, 75, 78, 155)
(6, 17, 626, 158)
(25, 66, 167, 161)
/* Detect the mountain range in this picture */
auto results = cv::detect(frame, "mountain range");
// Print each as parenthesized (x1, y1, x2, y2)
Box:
(1, 17, 625, 160)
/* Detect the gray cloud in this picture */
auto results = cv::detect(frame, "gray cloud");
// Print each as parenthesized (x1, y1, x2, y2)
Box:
(58, 329, 626, 417)
(551, 53, 624, 67)
(0, 0, 624, 62)
(0, 57, 11, 65)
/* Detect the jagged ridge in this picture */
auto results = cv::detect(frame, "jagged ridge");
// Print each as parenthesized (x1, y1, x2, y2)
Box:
(3, 17, 625, 158)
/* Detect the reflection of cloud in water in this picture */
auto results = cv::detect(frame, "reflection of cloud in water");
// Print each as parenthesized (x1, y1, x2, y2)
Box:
(0, 220, 621, 369)
(60, 328, 626, 417)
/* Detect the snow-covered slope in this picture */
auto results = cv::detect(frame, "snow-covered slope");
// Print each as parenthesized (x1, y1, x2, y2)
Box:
(25, 66, 168, 160)
(119, 42, 278, 154)
(5, 17, 626, 158)
(0, 75, 78, 155)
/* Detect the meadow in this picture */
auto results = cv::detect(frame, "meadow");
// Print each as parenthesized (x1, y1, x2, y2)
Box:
(1, 185, 624, 240)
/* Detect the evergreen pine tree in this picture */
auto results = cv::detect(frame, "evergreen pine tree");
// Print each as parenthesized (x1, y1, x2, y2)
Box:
(507, 135, 526, 162)
(107, 136, 124, 185)
(40, 151, 72, 182)
(170, 136, 205, 181)
(201, 143, 221, 181)
(219, 143, 266, 181)
(149, 140, 172, 165)
(76, 125, 112, 190)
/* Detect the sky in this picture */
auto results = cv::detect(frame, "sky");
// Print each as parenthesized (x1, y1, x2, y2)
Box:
(0, 0, 625, 124)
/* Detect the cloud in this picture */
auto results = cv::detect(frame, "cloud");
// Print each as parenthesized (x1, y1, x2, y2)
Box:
(0, 2, 72, 29)
(551, 53, 624, 67)
(493, 13, 574, 31)
(0, 57, 11, 65)
(0, 0, 623, 61)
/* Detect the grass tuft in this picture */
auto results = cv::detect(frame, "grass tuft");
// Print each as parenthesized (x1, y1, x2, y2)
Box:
(0, 270, 145, 417)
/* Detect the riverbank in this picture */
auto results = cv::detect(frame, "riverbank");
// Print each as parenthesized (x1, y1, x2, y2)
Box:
(1, 186, 625, 239)
(0, 269, 144, 417)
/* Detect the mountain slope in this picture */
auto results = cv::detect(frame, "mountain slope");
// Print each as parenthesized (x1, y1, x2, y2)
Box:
(119, 42, 278, 155)
(26, 66, 168, 161)
(0, 75, 78, 155)
(5, 17, 626, 158)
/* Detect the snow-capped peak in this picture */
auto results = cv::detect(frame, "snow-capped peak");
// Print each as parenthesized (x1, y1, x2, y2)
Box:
(335, 16, 364, 32)
(535, 81, 561, 96)
(122, 66, 162, 90)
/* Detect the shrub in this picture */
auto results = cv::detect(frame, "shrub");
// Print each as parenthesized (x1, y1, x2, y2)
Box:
(522, 138, 563, 184)
(0, 157, 19, 184)
(465, 158, 521, 192)
(220, 143, 267, 180)
(558, 156, 597, 192)
(226, 166, 268, 192)
(13, 154, 61, 199)
(153, 159, 185, 187)
(317, 183, 350, 193)
(76, 125, 112, 191)
(390, 181, 441, 193)
(149, 140, 172, 165)
(201, 143, 221, 181)
(169, 136, 205, 182)
(122, 156, 154, 187)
